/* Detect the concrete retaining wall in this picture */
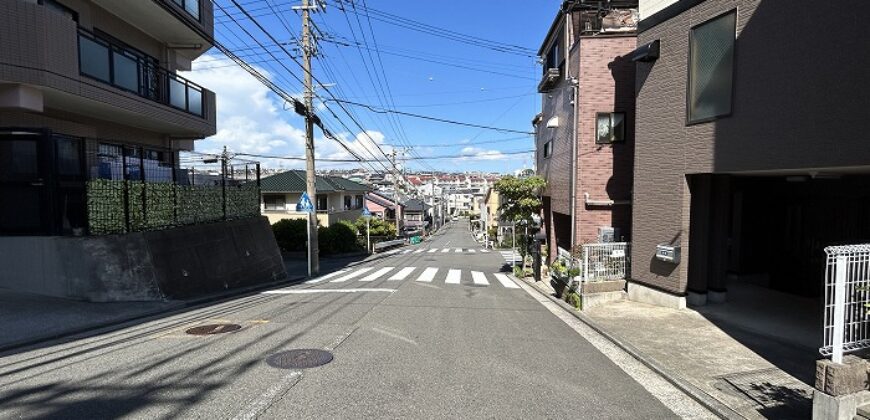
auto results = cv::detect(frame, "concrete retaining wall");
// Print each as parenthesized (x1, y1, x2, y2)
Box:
(0, 217, 286, 302)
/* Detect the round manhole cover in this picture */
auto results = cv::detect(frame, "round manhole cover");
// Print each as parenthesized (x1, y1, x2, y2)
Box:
(185, 324, 242, 335)
(266, 349, 334, 369)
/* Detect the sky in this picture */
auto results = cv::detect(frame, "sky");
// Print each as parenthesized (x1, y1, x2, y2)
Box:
(183, 0, 559, 173)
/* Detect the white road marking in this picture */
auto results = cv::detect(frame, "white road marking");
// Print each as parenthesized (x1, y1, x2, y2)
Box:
(455, 248, 462, 253)
(389, 267, 416, 281)
(480, 249, 490, 253)
(402, 250, 412, 254)
(304, 270, 347, 284)
(360, 267, 394, 282)
(416, 267, 439, 282)
(441, 248, 450, 253)
(232, 371, 302, 420)
(493, 273, 520, 289)
(331, 267, 373, 283)
(471, 271, 489, 286)
(445, 269, 462, 284)
(413, 250, 424, 254)
(263, 288, 396, 294)
(468, 249, 476, 253)
(428, 249, 438, 253)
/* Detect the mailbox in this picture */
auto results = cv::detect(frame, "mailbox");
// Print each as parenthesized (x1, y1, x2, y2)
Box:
(655, 244, 680, 264)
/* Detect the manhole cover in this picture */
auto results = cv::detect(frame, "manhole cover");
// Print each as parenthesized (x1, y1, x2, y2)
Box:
(185, 324, 242, 335)
(266, 349, 334, 369)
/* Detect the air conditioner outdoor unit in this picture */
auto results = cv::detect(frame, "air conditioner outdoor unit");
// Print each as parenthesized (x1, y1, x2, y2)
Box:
(598, 226, 619, 243)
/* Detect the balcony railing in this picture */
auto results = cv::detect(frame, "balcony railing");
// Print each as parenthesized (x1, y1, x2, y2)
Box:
(77, 28, 205, 117)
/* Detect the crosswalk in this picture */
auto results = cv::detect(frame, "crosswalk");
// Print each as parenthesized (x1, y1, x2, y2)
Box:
(306, 266, 520, 289)
(499, 250, 522, 264)
(385, 248, 493, 255)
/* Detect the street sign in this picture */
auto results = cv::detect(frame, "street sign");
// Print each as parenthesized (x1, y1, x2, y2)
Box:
(361, 206, 372, 218)
(296, 192, 315, 213)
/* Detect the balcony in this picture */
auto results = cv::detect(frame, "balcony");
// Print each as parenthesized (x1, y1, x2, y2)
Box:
(538, 67, 562, 93)
(90, 0, 214, 62)
(0, 2, 215, 138)
(78, 28, 205, 118)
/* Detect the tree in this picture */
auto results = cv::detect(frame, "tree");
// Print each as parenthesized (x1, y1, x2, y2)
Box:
(493, 175, 546, 225)
(493, 175, 546, 264)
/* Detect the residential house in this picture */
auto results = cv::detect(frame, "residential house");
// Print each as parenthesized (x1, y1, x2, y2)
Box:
(0, 0, 284, 301)
(260, 170, 370, 227)
(629, 0, 870, 314)
(535, 0, 638, 261)
(365, 190, 404, 227)
(402, 198, 430, 237)
(482, 187, 503, 235)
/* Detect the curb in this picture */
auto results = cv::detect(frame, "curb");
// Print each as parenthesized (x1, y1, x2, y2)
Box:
(0, 275, 306, 355)
(518, 276, 745, 420)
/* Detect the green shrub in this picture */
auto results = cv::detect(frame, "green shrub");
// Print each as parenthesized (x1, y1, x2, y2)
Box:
(319, 221, 361, 255)
(272, 218, 308, 252)
(354, 217, 397, 237)
(566, 291, 581, 310)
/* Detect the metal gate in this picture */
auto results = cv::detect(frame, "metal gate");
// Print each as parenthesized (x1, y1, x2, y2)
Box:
(580, 242, 630, 282)
(821, 244, 870, 363)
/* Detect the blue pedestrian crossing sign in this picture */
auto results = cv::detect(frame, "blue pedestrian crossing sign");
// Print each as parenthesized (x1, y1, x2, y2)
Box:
(361, 206, 372, 218)
(296, 192, 315, 213)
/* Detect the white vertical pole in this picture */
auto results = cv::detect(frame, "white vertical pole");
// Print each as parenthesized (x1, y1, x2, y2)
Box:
(584, 245, 589, 283)
(512, 223, 516, 267)
(833, 255, 848, 364)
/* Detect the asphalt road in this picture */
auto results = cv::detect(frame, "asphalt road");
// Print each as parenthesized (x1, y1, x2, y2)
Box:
(0, 220, 706, 419)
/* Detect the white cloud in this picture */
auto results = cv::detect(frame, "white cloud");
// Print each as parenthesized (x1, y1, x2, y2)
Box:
(181, 55, 387, 170)
(457, 146, 507, 161)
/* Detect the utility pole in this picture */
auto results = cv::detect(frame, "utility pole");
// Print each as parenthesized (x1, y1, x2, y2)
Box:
(390, 149, 402, 237)
(300, 0, 320, 276)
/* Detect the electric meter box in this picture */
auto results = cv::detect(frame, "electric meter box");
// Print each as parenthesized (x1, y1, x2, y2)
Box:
(655, 244, 680, 264)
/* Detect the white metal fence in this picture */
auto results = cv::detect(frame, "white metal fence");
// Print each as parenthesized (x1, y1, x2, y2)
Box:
(821, 244, 870, 363)
(579, 242, 630, 282)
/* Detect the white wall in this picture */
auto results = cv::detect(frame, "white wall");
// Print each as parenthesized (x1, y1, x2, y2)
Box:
(639, 0, 678, 19)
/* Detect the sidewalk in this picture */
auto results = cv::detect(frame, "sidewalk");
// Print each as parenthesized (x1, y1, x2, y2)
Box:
(523, 277, 815, 419)
(1, 261, 311, 353)
(0, 290, 183, 352)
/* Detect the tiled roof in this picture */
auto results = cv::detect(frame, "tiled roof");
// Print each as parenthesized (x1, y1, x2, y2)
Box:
(260, 170, 370, 193)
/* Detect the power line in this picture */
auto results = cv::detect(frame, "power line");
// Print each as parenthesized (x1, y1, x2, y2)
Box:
(327, 99, 535, 135)
(235, 149, 534, 162)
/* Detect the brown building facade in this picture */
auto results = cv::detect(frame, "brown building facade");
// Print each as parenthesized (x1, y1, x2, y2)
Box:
(536, 0, 637, 261)
(630, 0, 870, 307)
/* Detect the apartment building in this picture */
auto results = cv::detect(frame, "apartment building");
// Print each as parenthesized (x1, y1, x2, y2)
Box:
(535, 0, 638, 261)
(0, 0, 285, 301)
(629, 0, 870, 315)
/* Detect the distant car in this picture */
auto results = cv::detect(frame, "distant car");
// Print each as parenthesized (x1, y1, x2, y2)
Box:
(452, 216, 458, 221)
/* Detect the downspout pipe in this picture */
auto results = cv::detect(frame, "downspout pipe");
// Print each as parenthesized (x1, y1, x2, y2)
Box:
(570, 78, 579, 253)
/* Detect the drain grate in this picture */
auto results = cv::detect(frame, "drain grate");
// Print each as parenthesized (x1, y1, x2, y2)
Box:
(185, 324, 242, 335)
(266, 349, 334, 369)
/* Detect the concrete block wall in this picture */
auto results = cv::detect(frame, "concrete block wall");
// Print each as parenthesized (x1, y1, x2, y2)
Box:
(0, 217, 287, 302)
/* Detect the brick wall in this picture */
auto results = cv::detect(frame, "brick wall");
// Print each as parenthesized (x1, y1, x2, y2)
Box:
(632, 0, 870, 294)
(575, 35, 636, 245)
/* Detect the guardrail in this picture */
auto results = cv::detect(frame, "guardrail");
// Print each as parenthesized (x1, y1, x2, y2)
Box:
(374, 239, 405, 252)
